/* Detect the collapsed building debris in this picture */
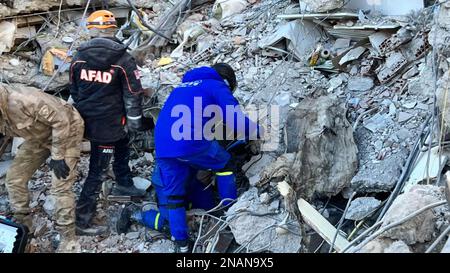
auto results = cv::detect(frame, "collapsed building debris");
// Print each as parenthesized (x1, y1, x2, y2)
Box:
(1, 0, 450, 254)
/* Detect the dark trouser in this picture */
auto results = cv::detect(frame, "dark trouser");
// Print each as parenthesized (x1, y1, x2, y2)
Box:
(76, 137, 133, 227)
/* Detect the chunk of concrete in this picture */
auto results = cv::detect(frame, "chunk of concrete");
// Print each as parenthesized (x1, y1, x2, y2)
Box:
(43, 195, 56, 217)
(351, 151, 406, 193)
(339, 47, 366, 65)
(302, 0, 345, 12)
(345, 197, 381, 221)
(348, 76, 374, 91)
(133, 177, 151, 191)
(358, 238, 411, 253)
(226, 188, 302, 253)
(381, 185, 441, 245)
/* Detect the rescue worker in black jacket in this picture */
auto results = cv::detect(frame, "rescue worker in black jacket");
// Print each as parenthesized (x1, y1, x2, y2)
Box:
(69, 10, 151, 235)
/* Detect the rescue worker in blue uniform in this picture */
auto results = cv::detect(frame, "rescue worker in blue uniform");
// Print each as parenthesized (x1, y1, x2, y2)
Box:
(117, 63, 262, 252)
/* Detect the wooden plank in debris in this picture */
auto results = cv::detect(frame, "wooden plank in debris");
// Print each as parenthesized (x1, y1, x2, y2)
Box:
(14, 16, 44, 28)
(297, 198, 350, 252)
(14, 26, 37, 41)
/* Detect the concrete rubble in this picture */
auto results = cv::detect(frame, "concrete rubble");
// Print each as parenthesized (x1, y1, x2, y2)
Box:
(1, 0, 450, 253)
(345, 197, 381, 221)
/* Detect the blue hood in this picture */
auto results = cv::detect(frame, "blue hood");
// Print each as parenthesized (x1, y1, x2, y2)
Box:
(182, 66, 224, 83)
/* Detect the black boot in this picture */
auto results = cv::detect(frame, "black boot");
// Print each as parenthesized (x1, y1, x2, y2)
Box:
(111, 184, 147, 196)
(116, 203, 141, 234)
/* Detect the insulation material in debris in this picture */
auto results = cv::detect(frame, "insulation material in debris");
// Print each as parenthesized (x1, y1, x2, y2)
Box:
(0, 21, 16, 55)
(258, 20, 324, 60)
(286, 94, 358, 199)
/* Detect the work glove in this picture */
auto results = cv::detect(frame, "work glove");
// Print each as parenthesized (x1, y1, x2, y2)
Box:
(196, 170, 214, 185)
(49, 159, 70, 180)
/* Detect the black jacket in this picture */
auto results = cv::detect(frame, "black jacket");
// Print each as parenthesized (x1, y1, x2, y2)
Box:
(69, 37, 143, 143)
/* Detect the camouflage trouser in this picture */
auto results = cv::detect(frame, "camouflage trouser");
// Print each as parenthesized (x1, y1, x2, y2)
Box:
(5, 140, 79, 226)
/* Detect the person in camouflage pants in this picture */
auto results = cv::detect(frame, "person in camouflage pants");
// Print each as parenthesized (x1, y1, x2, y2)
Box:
(0, 83, 84, 252)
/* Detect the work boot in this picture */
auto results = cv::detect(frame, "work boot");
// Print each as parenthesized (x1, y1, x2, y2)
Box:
(116, 203, 141, 234)
(55, 224, 81, 253)
(175, 239, 192, 253)
(111, 184, 146, 197)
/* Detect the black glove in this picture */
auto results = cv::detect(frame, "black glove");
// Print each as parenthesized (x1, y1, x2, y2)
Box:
(48, 159, 70, 180)
(140, 116, 155, 131)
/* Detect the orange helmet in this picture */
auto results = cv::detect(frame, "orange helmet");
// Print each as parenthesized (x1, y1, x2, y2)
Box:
(86, 10, 117, 29)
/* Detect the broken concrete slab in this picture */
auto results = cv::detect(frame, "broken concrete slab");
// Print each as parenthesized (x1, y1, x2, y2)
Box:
(347, 76, 374, 91)
(398, 112, 414, 123)
(258, 20, 324, 60)
(381, 185, 441, 245)
(363, 113, 392, 133)
(345, 197, 382, 221)
(333, 38, 350, 53)
(339, 47, 366, 66)
(226, 188, 302, 253)
(351, 151, 406, 193)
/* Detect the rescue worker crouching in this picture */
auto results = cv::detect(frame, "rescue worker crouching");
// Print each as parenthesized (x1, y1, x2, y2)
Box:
(69, 10, 154, 236)
(116, 63, 263, 253)
(0, 83, 84, 253)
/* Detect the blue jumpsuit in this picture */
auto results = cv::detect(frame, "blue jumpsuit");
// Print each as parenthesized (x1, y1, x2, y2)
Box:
(140, 67, 260, 242)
